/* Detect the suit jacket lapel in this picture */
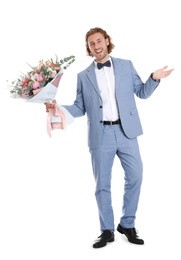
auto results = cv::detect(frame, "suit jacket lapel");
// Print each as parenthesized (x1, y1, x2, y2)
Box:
(85, 63, 101, 98)
(111, 57, 122, 89)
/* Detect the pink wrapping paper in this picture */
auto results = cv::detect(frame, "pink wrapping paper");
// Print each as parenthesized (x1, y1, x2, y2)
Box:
(47, 103, 66, 137)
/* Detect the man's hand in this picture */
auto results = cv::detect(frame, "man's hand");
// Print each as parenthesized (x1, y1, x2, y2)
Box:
(152, 66, 174, 80)
(44, 99, 56, 112)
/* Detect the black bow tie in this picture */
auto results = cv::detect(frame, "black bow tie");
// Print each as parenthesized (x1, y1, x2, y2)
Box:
(97, 60, 111, 70)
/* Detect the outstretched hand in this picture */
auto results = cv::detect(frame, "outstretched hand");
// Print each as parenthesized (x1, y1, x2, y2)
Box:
(152, 66, 174, 80)
(44, 99, 56, 112)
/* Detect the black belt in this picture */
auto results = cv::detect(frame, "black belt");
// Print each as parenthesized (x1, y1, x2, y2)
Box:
(103, 119, 120, 125)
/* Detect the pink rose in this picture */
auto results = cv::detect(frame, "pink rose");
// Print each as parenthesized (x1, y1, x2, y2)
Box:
(32, 81, 40, 89)
(22, 78, 29, 87)
(37, 72, 45, 82)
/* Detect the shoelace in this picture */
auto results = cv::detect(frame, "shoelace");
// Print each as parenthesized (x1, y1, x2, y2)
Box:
(130, 228, 139, 238)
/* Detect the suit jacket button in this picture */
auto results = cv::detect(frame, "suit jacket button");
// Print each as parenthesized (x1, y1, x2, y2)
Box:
(100, 106, 102, 108)
(100, 120, 103, 123)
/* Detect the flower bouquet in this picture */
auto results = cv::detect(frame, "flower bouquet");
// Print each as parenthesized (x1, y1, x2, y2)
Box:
(10, 55, 75, 99)
(9, 55, 75, 137)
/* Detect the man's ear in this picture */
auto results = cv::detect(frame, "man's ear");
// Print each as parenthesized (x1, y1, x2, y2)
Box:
(106, 38, 109, 46)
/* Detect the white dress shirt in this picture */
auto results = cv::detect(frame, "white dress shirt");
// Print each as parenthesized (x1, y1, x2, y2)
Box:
(95, 58, 119, 121)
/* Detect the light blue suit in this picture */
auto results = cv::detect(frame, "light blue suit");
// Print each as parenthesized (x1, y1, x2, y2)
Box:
(63, 57, 160, 231)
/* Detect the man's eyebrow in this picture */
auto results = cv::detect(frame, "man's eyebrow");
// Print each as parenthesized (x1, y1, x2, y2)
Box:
(89, 38, 103, 44)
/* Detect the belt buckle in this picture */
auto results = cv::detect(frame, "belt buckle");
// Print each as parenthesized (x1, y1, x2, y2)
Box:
(110, 121, 113, 125)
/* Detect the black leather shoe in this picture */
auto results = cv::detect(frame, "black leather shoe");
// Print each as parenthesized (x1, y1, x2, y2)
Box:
(117, 224, 144, 245)
(93, 230, 114, 248)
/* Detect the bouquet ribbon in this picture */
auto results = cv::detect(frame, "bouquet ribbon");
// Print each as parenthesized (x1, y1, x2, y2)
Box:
(47, 103, 66, 137)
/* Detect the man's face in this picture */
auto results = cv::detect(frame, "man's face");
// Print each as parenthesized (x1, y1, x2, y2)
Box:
(87, 32, 109, 62)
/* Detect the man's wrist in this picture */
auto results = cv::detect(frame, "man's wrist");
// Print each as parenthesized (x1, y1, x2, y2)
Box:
(151, 73, 159, 82)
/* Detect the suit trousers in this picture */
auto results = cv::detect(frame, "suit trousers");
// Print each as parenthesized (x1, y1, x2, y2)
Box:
(89, 124, 143, 231)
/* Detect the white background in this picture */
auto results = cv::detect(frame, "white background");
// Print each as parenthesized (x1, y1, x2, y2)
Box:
(0, 0, 181, 259)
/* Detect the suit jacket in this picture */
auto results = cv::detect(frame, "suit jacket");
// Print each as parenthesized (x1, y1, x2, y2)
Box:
(63, 57, 160, 149)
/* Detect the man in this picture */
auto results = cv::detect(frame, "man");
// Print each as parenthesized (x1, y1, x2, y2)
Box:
(45, 27, 173, 248)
